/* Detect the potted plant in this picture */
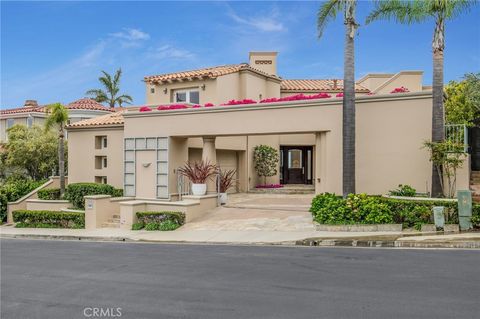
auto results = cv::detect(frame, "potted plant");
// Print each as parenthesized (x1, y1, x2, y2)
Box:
(218, 169, 237, 204)
(178, 161, 217, 196)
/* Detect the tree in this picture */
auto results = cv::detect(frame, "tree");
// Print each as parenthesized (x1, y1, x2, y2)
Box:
(445, 72, 480, 126)
(318, 0, 358, 197)
(3, 125, 62, 180)
(86, 68, 133, 108)
(45, 103, 69, 197)
(366, 0, 476, 197)
(253, 145, 279, 186)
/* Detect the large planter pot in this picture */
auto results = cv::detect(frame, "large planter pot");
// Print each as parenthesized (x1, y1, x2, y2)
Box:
(191, 183, 207, 196)
(219, 192, 228, 205)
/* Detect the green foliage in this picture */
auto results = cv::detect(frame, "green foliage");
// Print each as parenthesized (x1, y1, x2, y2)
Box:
(86, 68, 133, 108)
(389, 184, 417, 197)
(310, 193, 460, 229)
(37, 188, 62, 200)
(0, 178, 45, 222)
(3, 125, 66, 180)
(12, 210, 85, 228)
(134, 211, 185, 231)
(253, 145, 279, 185)
(64, 183, 117, 209)
(472, 204, 480, 228)
(112, 188, 124, 197)
(445, 73, 480, 126)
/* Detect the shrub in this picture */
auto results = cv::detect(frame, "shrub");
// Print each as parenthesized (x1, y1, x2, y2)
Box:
(389, 184, 416, 197)
(135, 211, 185, 231)
(0, 178, 45, 222)
(64, 183, 117, 209)
(144, 222, 159, 231)
(253, 145, 279, 185)
(112, 188, 124, 197)
(131, 222, 144, 230)
(472, 204, 480, 228)
(37, 188, 62, 200)
(158, 220, 180, 231)
(12, 210, 84, 228)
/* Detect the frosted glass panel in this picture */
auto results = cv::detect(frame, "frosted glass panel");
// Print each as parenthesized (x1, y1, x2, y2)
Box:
(157, 138, 168, 149)
(125, 151, 135, 161)
(125, 139, 135, 150)
(135, 138, 146, 149)
(157, 150, 168, 161)
(157, 174, 168, 185)
(157, 186, 168, 198)
(125, 162, 134, 173)
(125, 174, 134, 185)
(125, 186, 135, 196)
(146, 138, 156, 149)
(157, 162, 168, 174)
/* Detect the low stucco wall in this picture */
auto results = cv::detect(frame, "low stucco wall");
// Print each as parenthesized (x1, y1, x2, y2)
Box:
(25, 199, 70, 211)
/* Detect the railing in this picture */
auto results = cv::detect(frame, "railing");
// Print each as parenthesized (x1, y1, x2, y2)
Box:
(176, 169, 190, 201)
(445, 124, 468, 153)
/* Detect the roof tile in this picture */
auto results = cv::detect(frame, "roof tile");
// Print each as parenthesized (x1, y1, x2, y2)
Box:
(67, 111, 125, 128)
(281, 79, 369, 93)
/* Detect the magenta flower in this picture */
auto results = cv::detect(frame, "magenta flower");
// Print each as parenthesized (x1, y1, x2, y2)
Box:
(390, 87, 409, 94)
(139, 106, 152, 112)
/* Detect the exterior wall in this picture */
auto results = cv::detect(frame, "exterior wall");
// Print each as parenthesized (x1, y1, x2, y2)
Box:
(146, 78, 217, 105)
(216, 73, 241, 104)
(0, 116, 45, 142)
(280, 91, 368, 98)
(249, 51, 277, 76)
(67, 127, 124, 188)
(356, 74, 393, 92)
(373, 72, 423, 94)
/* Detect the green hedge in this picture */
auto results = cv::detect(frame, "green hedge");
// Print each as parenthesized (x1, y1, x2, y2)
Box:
(310, 193, 462, 230)
(133, 211, 185, 231)
(472, 204, 480, 228)
(37, 188, 62, 200)
(64, 183, 119, 209)
(0, 178, 45, 222)
(12, 210, 85, 229)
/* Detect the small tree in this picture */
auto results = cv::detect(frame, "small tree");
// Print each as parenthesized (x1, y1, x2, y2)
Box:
(86, 68, 133, 108)
(253, 145, 279, 186)
(424, 140, 466, 198)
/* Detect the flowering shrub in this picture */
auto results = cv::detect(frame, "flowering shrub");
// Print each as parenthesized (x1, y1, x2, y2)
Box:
(157, 104, 189, 111)
(390, 86, 409, 94)
(255, 184, 284, 189)
(335, 92, 344, 97)
(260, 93, 332, 103)
(221, 99, 257, 106)
(192, 104, 201, 108)
(204, 103, 214, 107)
(139, 106, 152, 112)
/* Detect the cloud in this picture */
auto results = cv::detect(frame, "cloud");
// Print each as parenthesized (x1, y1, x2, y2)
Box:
(110, 28, 150, 41)
(146, 45, 195, 60)
(228, 8, 286, 32)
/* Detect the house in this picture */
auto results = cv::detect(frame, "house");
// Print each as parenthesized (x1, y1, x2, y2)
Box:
(0, 98, 115, 142)
(66, 51, 471, 202)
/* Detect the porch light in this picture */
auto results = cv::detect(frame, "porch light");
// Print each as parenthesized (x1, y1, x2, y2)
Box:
(163, 88, 168, 94)
(201, 84, 206, 91)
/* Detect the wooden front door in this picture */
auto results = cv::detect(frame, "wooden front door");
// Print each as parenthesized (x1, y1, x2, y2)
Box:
(470, 127, 480, 171)
(280, 146, 313, 184)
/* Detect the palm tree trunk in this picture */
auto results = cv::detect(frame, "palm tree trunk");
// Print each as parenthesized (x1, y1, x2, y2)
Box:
(431, 18, 445, 197)
(343, 12, 356, 197)
(59, 128, 65, 197)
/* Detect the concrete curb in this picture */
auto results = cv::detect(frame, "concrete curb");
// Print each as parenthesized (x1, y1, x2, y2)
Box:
(295, 238, 480, 249)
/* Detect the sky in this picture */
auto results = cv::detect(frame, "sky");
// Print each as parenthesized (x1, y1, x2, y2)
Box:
(1, 1, 479, 109)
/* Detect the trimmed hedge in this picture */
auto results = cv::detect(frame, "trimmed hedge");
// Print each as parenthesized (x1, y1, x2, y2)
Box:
(133, 211, 185, 231)
(37, 188, 62, 200)
(472, 204, 480, 228)
(64, 183, 118, 209)
(0, 178, 45, 222)
(12, 210, 85, 229)
(310, 193, 461, 230)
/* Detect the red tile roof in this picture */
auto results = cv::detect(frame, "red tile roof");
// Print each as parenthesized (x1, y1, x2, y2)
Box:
(66, 98, 115, 112)
(1, 106, 45, 115)
(281, 79, 370, 93)
(67, 111, 125, 128)
(144, 63, 280, 83)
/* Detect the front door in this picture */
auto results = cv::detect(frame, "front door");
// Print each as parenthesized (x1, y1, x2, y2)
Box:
(280, 146, 313, 184)
(470, 127, 480, 171)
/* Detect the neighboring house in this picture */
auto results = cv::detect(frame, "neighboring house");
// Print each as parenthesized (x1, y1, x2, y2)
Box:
(67, 51, 470, 200)
(0, 98, 115, 142)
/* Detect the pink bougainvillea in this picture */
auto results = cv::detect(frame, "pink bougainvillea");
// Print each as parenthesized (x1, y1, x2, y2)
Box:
(335, 92, 344, 97)
(390, 87, 409, 94)
(260, 93, 332, 103)
(221, 99, 257, 106)
(204, 103, 214, 107)
(192, 104, 201, 108)
(139, 106, 152, 112)
(255, 184, 284, 189)
(157, 104, 189, 111)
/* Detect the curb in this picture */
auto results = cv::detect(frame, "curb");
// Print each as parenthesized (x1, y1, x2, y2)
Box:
(295, 238, 480, 249)
(0, 233, 133, 242)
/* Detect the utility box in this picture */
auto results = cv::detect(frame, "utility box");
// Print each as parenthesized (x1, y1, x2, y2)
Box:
(457, 190, 472, 231)
(433, 206, 445, 228)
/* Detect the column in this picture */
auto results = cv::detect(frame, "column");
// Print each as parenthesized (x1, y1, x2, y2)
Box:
(202, 137, 217, 193)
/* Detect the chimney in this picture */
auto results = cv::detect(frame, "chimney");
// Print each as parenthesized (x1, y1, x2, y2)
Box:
(24, 100, 38, 107)
(249, 52, 278, 76)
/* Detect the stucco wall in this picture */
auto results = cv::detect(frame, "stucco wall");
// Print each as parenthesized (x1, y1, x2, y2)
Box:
(67, 127, 124, 188)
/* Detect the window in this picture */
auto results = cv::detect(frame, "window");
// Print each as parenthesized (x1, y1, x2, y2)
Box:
(150, 87, 155, 94)
(26, 117, 33, 128)
(103, 137, 108, 148)
(6, 119, 14, 129)
(95, 176, 108, 184)
(103, 157, 108, 168)
(174, 89, 200, 104)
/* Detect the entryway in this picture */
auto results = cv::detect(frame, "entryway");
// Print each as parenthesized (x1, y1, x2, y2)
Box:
(280, 146, 313, 184)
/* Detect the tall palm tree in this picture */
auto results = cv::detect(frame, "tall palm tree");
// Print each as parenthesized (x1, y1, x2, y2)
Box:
(366, 0, 476, 197)
(318, 0, 359, 197)
(45, 103, 68, 197)
(86, 68, 133, 108)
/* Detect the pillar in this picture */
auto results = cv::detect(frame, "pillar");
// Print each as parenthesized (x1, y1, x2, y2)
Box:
(202, 137, 217, 193)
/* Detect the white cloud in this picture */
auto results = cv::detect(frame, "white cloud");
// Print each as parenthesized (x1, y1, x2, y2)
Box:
(110, 28, 150, 41)
(146, 45, 195, 60)
(228, 8, 286, 32)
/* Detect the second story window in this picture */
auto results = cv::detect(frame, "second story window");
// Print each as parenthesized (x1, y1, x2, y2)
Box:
(6, 119, 14, 129)
(174, 89, 199, 104)
(103, 137, 108, 148)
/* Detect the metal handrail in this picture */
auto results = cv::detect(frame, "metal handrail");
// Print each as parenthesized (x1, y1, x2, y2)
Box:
(445, 124, 468, 153)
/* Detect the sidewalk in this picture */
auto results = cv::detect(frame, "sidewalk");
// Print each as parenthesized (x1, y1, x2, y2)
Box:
(1, 225, 479, 248)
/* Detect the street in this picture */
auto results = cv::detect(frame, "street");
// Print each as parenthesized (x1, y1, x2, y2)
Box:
(1, 239, 479, 319)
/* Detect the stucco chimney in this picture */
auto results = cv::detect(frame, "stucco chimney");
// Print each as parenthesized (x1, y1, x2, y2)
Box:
(249, 51, 277, 76)
(24, 100, 38, 107)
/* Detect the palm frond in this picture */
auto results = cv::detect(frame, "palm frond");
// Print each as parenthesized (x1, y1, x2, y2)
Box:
(44, 103, 68, 131)
(317, 0, 342, 38)
(113, 68, 122, 86)
(366, 0, 427, 25)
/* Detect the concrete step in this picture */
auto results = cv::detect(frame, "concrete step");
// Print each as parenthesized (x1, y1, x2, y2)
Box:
(107, 218, 120, 223)
(101, 222, 120, 228)
(249, 186, 315, 195)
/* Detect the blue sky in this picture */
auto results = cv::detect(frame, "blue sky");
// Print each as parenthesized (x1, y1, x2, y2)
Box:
(2, 1, 479, 108)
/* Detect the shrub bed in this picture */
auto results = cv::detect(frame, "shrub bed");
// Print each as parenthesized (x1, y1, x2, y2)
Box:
(472, 204, 480, 228)
(0, 178, 45, 222)
(12, 210, 85, 228)
(132, 211, 185, 231)
(64, 183, 119, 209)
(310, 193, 461, 230)
(37, 188, 62, 200)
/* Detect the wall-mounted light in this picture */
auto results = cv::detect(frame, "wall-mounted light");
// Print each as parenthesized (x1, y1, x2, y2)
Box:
(150, 87, 155, 94)
(142, 163, 151, 168)
(163, 88, 168, 94)
(201, 84, 206, 91)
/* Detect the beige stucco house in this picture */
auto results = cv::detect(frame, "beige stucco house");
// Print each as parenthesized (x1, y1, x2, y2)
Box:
(67, 51, 469, 203)
(0, 98, 115, 142)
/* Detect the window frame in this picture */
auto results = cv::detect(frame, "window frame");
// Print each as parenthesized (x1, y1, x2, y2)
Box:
(173, 88, 200, 104)
(6, 118, 14, 129)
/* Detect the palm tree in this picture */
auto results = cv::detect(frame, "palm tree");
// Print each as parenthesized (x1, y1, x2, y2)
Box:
(318, 0, 359, 197)
(45, 103, 68, 197)
(366, 0, 476, 197)
(86, 68, 133, 108)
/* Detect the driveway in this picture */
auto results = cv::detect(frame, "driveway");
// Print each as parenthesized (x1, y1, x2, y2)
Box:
(181, 193, 316, 231)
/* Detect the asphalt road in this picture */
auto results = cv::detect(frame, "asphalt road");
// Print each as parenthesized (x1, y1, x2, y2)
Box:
(1, 239, 479, 319)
